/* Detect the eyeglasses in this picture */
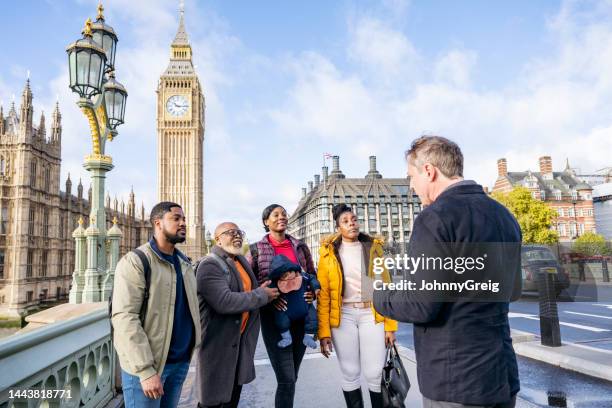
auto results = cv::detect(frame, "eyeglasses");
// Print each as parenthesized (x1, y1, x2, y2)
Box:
(216, 229, 245, 240)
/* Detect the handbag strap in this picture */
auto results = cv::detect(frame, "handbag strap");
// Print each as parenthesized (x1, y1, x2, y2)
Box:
(385, 343, 400, 360)
(383, 343, 402, 386)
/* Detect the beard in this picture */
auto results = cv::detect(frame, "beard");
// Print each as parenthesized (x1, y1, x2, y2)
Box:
(163, 227, 186, 244)
(220, 241, 242, 256)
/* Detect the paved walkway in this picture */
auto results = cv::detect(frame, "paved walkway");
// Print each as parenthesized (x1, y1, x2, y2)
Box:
(179, 339, 538, 408)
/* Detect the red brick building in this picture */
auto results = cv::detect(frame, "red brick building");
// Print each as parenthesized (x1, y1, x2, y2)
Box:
(492, 156, 596, 241)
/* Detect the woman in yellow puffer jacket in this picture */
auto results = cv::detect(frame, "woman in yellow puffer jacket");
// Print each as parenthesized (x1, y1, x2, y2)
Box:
(317, 204, 397, 408)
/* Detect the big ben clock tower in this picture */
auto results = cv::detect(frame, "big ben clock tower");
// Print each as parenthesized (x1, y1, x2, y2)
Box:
(157, 5, 205, 259)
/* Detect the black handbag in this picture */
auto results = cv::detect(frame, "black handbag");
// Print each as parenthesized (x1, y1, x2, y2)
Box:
(381, 343, 410, 408)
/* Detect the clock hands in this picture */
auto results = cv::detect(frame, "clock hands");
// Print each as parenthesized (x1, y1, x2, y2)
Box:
(167, 97, 188, 115)
(172, 101, 188, 109)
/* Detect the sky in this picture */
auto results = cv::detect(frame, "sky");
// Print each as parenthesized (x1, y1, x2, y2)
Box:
(1, 0, 612, 241)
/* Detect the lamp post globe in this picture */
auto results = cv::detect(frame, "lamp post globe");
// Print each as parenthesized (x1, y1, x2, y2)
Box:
(103, 73, 127, 130)
(91, 3, 118, 72)
(66, 18, 107, 99)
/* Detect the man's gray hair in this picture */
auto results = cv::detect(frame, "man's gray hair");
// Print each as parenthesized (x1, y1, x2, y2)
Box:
(405, 135, 463, 178)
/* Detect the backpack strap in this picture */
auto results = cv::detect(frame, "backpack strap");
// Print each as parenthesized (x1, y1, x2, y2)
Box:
(109, 248, 151, 337)
(132, 248, 152, 325)
(208, 252, 232, 285)
(249, 243, 259, 276)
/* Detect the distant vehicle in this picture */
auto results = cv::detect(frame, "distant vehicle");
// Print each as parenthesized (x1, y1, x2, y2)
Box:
(521, 245, 570, 297)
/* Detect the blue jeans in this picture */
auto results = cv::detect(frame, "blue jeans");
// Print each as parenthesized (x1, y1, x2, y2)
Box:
(121, 362, 190, 408)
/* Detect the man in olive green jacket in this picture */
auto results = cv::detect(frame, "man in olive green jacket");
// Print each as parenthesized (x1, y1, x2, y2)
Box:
(112, 201, 201, 407)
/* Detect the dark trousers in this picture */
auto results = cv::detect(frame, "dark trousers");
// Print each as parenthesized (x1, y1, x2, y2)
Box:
(199, 382, 242, 408)
(422, 395, 516, 408)
(261, 305, 307, 408)
(274, 303, 318, 334)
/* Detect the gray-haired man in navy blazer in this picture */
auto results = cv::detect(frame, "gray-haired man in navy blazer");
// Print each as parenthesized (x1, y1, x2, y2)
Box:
(374, 135, 522, 408)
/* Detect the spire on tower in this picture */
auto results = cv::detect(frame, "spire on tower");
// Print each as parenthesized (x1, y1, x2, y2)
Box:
(52, 101, 61, 122)
(66, 173, 72, 195)
(8, 100, 16, 117)
(564, 158, 576, 175)
(19, 77, 33, 135)
(166, 1, 194, 69)
(77, 178, 83, 199)
(7, 100, 17, 134)
(21, 77, 32, 106)
(51, 101, 62, 144)
(38, 111, 46, 139)
(173, 0, 189, 46)
(128, 187, 135, 216)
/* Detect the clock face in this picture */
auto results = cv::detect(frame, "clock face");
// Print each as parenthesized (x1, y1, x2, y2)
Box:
(166, 95, 189, 117)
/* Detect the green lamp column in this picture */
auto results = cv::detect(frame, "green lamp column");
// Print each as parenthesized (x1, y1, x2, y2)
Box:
(68, 217, 87, 304)
(82, 217, 101, 302)
(102, 217, 122, 301)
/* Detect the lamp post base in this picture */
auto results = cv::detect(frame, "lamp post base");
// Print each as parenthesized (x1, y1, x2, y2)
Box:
(68, 273, 84, 304)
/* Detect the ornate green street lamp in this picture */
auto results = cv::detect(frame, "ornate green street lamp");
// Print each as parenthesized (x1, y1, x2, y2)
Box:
(66, 3, 127, 304)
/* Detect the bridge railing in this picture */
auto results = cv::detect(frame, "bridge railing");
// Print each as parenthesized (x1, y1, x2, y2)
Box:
(0, 308, 116, 408)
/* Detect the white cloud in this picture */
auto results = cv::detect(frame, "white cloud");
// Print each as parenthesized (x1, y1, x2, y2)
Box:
(9, 0, 612, 241)
(269, 52, 392, 144)
(433, 50, 477, 88)
(348, 17, 421, 81)
(269, 0, 612, 196)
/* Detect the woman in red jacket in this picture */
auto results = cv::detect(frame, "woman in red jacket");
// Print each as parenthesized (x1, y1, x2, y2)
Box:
(247, 204, 316, 408)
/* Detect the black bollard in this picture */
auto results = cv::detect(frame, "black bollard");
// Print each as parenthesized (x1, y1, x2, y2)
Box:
(538, 270, 562, 347)
(602, 259, 609, 283)
(578, 260, 586, 282)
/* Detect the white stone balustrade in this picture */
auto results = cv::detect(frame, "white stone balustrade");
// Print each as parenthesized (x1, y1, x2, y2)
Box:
(0, 306, 117, 408)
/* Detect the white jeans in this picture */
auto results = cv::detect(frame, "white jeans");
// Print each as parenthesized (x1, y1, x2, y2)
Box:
(331, 306, 387, 392)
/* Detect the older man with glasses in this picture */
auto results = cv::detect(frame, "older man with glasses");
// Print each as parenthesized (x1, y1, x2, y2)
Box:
(195, 222, 280, 408)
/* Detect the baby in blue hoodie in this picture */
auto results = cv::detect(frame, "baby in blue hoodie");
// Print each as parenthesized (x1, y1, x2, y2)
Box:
(269, 255, 320, 349)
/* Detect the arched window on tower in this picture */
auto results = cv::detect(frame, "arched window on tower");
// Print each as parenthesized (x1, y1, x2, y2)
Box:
(44, 167, 51, 193)
(28, 206, 35, 235)
(43, 208, 49, 237)
(0, 157, 5, 176)
(30, 160, 37, 188)
(0, 204, 7, 234)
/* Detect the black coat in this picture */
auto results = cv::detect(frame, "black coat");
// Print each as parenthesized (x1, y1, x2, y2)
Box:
(373, 182, 522, 405)
(195, 246, 270, 406)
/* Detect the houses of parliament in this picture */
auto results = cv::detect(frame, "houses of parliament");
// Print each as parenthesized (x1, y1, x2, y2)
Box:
(0, 9, 206, 317)
(0, 79, 151, 317)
